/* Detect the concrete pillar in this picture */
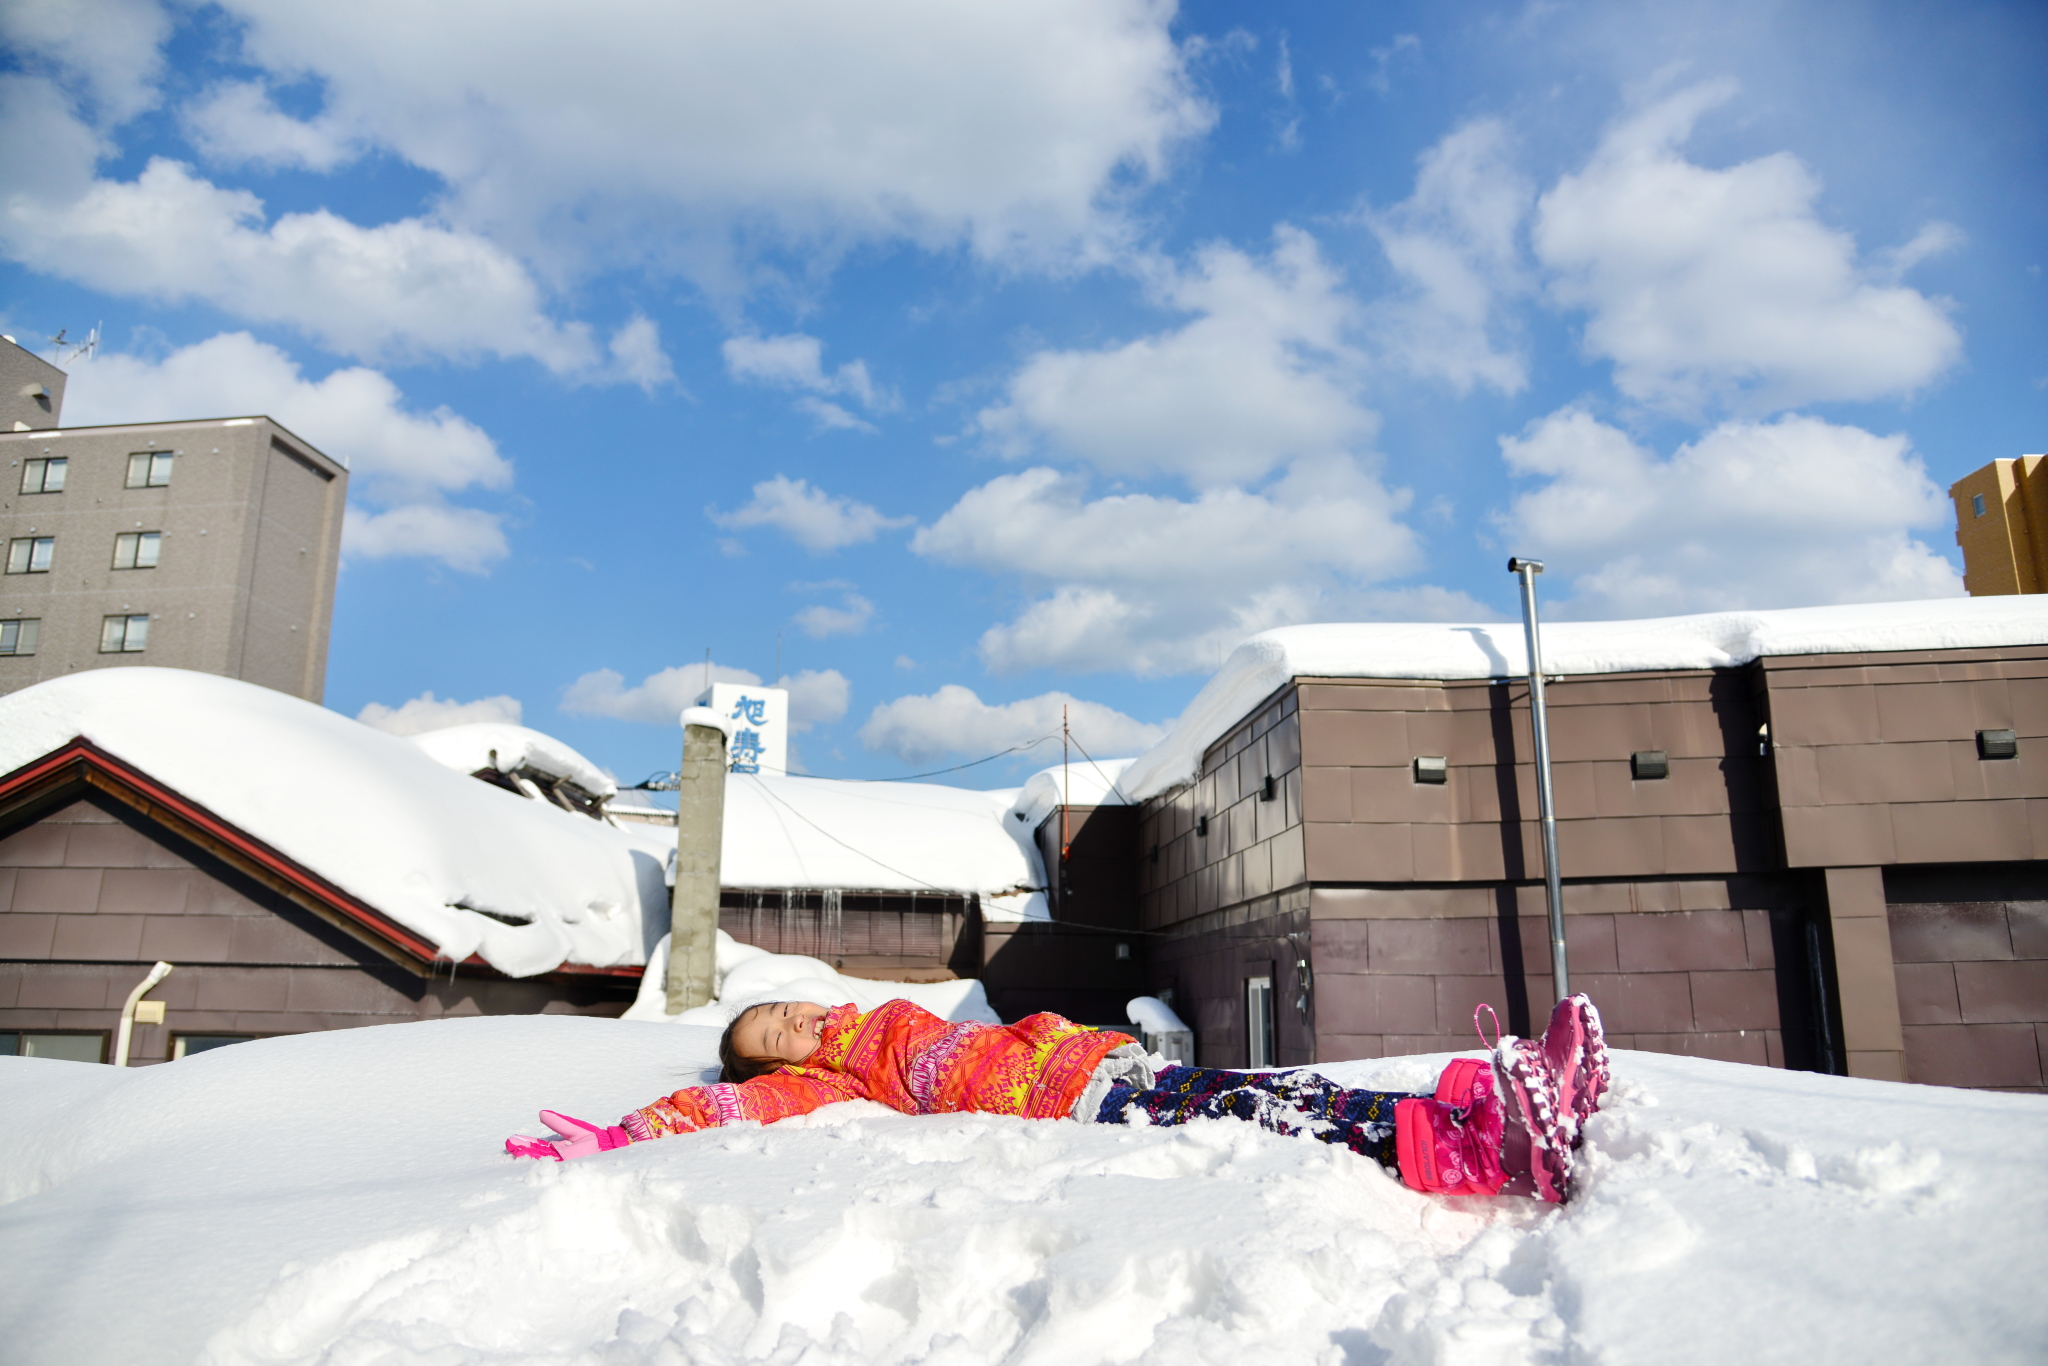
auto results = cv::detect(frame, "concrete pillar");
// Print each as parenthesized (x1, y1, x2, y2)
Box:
(1822, 866, 1907, 1081)
(668, 717, 728, 1013)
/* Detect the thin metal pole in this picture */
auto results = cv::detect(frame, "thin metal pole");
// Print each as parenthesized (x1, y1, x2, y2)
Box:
(1509, 558, 1569, 1001)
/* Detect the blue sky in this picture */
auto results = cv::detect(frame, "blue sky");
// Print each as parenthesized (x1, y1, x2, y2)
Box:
(3, 0, 2043, 787)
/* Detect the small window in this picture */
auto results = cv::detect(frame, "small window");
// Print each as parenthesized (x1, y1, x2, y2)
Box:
(126, 451, 174, 488)
(1, 1031, 108, 1064)
(20, 456, 66, 493)
(173, 1034, 255, 1060)
(5, 536, 54, 574)
(0, 618, 38, 656)
(1972, 493, 1987, 518)
(112, 531, 162, 570)
(100, 613, 149, 653)
(1246, 975, 1275, 1068)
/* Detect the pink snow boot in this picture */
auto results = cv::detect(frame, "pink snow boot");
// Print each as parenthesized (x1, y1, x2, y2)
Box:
(1395, 1057, 1507, 1196)
(1539, 993, 1610, 1143)
(505, 1110, 633, 1162)
(1476, 1007, 1574, 1203)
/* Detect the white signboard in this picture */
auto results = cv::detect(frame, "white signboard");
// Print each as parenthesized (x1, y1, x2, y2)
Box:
(695, 682, 788, 776)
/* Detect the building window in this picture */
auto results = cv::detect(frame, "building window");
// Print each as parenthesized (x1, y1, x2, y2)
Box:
(112, 531, 162, 569)
(126, 451, 175, 488)
(0, 1031, 108, 1064)
(5, 536, 54, 573)
(1245, 975, 1275, 1067)
(100, 613, 149, 653)
(20, 456, 67, 493)
(173, 1034, 256, 1060)
(0, 618, 37, 655)
(1972, 493, 1987, 517)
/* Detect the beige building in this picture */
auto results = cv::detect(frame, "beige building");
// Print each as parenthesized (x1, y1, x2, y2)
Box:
(1952, 455, 2048, 596)
(0, 339, 346, 702)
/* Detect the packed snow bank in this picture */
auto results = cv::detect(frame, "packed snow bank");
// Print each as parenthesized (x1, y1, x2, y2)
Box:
(411, 722, 618, 800)
(0, 670, 667, 976)
(2, 1023, 2040, 1365)
(1122, 596, 2048, 798)
(621, 931, 1000, 1026)
(722, 772, 1040, 896)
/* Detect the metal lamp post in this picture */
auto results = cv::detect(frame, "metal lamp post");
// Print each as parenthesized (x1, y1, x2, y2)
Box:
(1509, 557, 1569, 1001)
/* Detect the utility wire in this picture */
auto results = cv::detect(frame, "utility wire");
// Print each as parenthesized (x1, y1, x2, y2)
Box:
(625, 734, 1061, 792)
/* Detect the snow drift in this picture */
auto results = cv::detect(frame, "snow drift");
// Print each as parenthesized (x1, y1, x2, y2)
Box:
(0, 1023, 2040, 1364)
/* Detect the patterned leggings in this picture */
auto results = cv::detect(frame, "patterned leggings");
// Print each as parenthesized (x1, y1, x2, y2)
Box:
(1093, 1066, 1417, 1172)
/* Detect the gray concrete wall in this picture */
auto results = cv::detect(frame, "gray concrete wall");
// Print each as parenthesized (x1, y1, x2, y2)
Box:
(0, 417, 345, 701)
(0, 338, 65, 432)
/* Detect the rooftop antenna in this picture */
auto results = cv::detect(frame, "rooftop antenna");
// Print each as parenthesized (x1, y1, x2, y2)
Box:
(48, 324, 98, 365)
(1509, 557, 1569, 1001)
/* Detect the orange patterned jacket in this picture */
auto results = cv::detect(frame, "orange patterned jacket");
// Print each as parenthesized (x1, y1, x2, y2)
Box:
(625, 999, 1133, 1139)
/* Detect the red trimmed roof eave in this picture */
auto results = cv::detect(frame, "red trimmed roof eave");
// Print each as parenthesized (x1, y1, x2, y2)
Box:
(0, 738, 645, 981)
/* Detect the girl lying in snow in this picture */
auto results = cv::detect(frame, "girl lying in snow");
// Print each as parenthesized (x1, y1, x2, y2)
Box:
(508, 994, 1609, 1203)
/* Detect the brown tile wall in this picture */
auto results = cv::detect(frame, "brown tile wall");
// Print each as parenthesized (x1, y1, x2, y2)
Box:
(1137, 689, 1303, 933)
(1306, 878, 1808, 1067)
(1764, 650, 2048, 868)
(1, 798, 629, 1064)
(1884, 864, 2048, 1092)
(1144, 890, 1311, 1069)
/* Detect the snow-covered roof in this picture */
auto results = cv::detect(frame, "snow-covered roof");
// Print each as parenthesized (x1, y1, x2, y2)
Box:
(1007, 757, 1138, 829)
(1121, 596, 2048, 800)
(0, 669, 665, 977)
(410, 723, 617, 800)
(722, 771, 1041, 899)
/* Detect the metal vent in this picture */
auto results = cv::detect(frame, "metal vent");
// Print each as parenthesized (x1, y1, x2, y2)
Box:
(1413, 755, 1448, 784)
(1631, 750, 1669, 780)
(1978, 728, 2019, 761)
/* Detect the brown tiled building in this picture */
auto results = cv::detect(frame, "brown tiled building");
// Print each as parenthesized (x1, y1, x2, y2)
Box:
(0, 738, 640, 1066)
(1122, 633, 2048, 1091)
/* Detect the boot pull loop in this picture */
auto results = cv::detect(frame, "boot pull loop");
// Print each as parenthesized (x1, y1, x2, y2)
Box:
(1473, 1003, 1502, 1051)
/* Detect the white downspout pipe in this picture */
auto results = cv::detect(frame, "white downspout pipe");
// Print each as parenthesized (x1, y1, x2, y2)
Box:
(114, 961, 174, 1067)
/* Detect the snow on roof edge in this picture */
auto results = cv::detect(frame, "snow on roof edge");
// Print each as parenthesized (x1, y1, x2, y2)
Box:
(1119, 596, 2048, 802)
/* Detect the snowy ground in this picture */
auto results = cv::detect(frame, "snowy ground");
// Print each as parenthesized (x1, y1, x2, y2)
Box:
(1, 1020, 2043, 1365)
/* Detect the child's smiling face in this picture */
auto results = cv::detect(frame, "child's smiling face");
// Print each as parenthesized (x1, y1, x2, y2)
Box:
(733, 1001, 830, 1065)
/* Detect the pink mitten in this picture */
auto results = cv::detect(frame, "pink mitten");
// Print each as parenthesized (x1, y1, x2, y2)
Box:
(505, 1110, 633, 1161)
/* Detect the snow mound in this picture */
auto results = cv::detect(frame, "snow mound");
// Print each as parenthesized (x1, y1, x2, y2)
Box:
(1, 1024, 2040, 1363)
(410, 722, 618, 800)
(1122, 596, 2048, 798)
(0, 669, 666, 976)
(621, 931, 1000, 1027)
(722, 772, 1040, 896)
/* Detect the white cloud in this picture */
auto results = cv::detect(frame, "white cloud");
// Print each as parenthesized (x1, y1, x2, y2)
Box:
(607, 315, 676, 391)
(355, 690, 522, 735)
(794, 593, 875, 639)
(860, 685, 1166, 767)
(562, 663, 849, 732)
(779, 669, 851, 731)
(1363, 118, 1530, 395)
(1533, 82, 1963, 415)
(199, 0, 1209, 277)
(0, 116, 603, 372)
(342, 505, 508, 574)
(975, 226, 1373, 487)
(181, 79, 359, 172)
(724, 333, 886, 429)
(914, 457, 1439, 674)
(1495, 406, 1963, 617)
(0, 0, 168, 124)
(62, 332, 512, 572)
(710, 475, 911, 553)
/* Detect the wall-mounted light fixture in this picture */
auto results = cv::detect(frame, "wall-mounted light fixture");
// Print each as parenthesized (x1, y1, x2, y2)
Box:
(1631, 750, 1669, 780)
(1414, 755, 1448, 784)
(1196, 814, 1209, 837)
(1978, 728, 2019, 760)
(1260, 773, 1276, 802)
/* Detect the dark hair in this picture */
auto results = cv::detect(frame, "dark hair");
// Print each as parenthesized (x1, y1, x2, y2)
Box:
(717, 1001, 790, 1084)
